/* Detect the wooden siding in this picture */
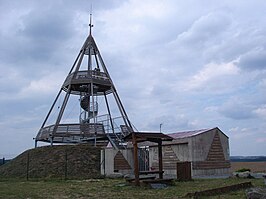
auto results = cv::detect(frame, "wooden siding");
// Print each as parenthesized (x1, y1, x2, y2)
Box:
(193, 132, 230, 170)
(193, 160, 230, 169)
(152, 145, 180, 170)
(114, 151, 131, 170)
(206, 132, 225, 161)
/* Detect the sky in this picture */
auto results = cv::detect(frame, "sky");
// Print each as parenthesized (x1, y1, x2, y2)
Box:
(0, 0, 266, 158)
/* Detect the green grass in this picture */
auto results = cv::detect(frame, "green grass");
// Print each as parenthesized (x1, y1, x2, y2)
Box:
(0, 178, 264, 199)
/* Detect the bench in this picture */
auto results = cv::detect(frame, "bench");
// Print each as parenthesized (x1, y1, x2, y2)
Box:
(125, 175, 156, 182)
(139, 170, 164, 175)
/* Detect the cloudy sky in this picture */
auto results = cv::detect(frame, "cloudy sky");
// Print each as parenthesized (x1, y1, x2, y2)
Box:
(1, 0, 266, 158)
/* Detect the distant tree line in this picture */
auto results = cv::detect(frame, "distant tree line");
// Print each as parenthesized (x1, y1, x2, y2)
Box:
(230, 156, 266, 162)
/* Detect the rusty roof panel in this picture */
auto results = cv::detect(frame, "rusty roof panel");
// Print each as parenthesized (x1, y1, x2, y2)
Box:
(167, 128, 215, 139)
(124, 132, 173, 142)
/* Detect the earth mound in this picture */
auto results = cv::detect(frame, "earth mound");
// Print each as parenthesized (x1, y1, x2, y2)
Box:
(0, 144, 102, 179)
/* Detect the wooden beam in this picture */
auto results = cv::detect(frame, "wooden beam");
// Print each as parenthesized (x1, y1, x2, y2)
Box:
(135, 138, 161, 143)
(158, 140, 163, 179)
(132, 132, 139, 186)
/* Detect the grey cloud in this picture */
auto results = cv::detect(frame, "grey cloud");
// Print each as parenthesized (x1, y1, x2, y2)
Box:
(21, 12, 73, 42)
(219, 99, 256, 120)
(19, 9, 75, 60)
(176, 11, 232, 47)
(238, 49, 266, 71)
(0, 11, 79, 89)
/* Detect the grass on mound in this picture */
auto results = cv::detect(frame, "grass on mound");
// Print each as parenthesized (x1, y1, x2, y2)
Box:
(0, 144, 102, 179)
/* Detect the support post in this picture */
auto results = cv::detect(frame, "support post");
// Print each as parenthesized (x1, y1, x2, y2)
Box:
(158, 140, 163, 179)
(104, 93, 115, 134)
(50, 135, 54, 146)
(52, 87, 71, 139)
(132, 132, 139, 186)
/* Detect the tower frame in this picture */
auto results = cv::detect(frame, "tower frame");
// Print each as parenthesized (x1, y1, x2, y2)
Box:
(35, 16, 133, 148)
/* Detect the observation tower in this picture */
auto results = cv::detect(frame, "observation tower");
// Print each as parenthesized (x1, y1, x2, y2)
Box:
(35, 15, 134, 149)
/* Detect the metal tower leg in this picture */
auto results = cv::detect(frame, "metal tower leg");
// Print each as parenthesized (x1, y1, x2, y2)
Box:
(52, 87, 71, 140)
(104, 93, 115, 134)
(40, 89, 62, 129)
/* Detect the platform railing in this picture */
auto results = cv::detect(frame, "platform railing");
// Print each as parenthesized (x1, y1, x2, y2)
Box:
(63, 70, 110, 86)
(36, 123, 105, 140)
(36, 114, 132, 142)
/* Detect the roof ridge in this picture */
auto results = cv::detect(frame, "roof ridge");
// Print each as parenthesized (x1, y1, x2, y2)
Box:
(167, 127, 217, 139)
(170, 127, 215, 134)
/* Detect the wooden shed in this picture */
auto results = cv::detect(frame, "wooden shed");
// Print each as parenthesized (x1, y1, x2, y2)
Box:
(149, 127, 230, 178)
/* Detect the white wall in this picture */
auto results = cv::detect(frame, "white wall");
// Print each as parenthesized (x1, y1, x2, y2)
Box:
(101, 148, 134, 176)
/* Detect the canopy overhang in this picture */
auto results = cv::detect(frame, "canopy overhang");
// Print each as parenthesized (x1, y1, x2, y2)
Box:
(124, 132, 173, 143)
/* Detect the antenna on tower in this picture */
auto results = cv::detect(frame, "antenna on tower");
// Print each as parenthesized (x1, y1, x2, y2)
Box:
(89, 4, 93, 35)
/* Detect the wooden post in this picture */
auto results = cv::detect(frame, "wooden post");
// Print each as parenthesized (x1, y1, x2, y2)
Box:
(158, 140, 163, 179)
(132, 132, 139, 186)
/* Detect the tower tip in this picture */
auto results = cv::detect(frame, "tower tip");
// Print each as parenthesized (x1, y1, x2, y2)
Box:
(89, 13, 93, 35)
(89, 5, 93, 35)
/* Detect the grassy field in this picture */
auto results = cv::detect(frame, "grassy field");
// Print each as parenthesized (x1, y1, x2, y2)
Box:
(230, 161, 266, 173)
(0, 178, 264, 199)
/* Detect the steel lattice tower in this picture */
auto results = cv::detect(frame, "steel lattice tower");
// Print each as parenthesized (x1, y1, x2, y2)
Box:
(35, 15, 133, 148)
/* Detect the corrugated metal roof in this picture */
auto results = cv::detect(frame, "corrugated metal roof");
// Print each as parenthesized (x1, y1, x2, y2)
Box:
(167, 127, 216, 139)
